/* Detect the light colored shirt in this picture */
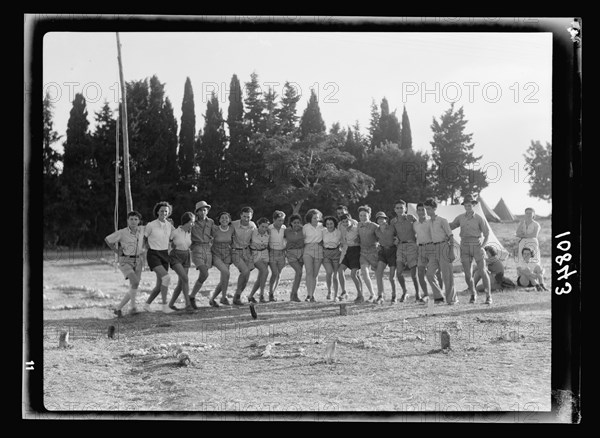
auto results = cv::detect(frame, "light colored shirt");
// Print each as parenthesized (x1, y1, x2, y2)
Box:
(340, 219, 360, 247)
(429, 215, 453, 244)
(105, 226, 145, 256)
(375, 223, 396, 247)
(231, 220, 257, 249)
(251, 229, 270, 250)
(303, 223, 324, 244)
(517, 220, 540, 239)
(191, 217, 214, 246)
(170, 227, 192, 251)
(413, 217, 432, 245)
(322, 228, 342, 249)
(145, 219, 174, 250)
(357, 221, 378, 250)
(391, 214, 417, 242)
(284, 227, 304, 250)
(268, 224, 287, 250)
(449, 212, 489, 241)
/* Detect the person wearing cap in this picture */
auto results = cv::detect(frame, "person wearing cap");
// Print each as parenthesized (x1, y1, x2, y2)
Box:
(104, 210, 146, 317)
(516, 207, 541, 264)
(142, 201, 176, 314)
(357, 205, 379, 303)
(268, 210, 287, 302)
(390, 200, 421, 302)
(424, 198, 456, 305)
(284, 214, 305, 302)
(338, 212, 362, 302)
(189, 201, 215, 307)
(207, 211, 235, 307)
(322, 216, 342, 301)
(231, 206, 257, 305)
(412, 203, 444, 304)
(449, 194, 492, 305)
(374, 211, 397, 304)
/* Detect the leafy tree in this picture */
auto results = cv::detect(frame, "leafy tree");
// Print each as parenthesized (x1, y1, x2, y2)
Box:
(299, 89, 326, 140)
(244, 71, 265, 135)
(524, 140, 552, 201)
(261, 86, 279, 136)
(377, 97, 401, 148)
(430, 104, 488, 204)
(263, 132, 375, 215)
(367, 99, 381, 152)
(42, 92, 63, 247)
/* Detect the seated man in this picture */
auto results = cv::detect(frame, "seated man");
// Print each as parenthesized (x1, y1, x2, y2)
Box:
(474, 245, 507, 292)
(516, 247, 548, 291)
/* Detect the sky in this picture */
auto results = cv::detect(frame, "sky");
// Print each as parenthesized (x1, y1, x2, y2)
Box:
(42, 29, 553, 216)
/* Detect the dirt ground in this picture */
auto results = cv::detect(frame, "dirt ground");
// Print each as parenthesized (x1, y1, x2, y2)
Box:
(39, 221, 552, 417)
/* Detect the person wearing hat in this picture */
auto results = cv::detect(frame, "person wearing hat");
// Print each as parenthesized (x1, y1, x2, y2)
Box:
(449, 194, 492, 305)
(189, 200, 215, 308)
(374, 211, 397, 304)
(390, 200, 421, 302)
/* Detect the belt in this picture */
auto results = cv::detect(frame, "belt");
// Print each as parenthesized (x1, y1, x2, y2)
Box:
(232, 247, 249, 251)
(432, 241, 445, 245)
(250, 247, 268, 252)
(122, 255, 140, 258)
(194, 242, 212, 245)
(269, 248, 286, 251)
(324, 245, 340, 250)
(418, 243, 432, 247)
(398, 241, 414, 244)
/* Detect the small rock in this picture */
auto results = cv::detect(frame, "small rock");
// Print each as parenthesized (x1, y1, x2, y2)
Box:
(441, 330, 451, 350)
(58, 331, 70, 348)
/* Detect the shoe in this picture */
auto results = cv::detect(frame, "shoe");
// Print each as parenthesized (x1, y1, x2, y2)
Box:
(541, 284, 548, 291)
(354, 296, 365, 304)
(326, 293, 331, 300)
(485, 296, 493, 305)
(290, 295, 301, 303)
(332, 295, 338, 302)
(129, 306, 139, 315)
(142, 302, 152, 312)
(220, 297, 231, 305)
(434, 298, 445, 305)
(169, 304, 179, 311)
(189, 297, 198, 310)
(304, 296, 311, 302)
(399, 293, 407, 303)
(469, 295, 477, 304)
(184, 306, 194, 312)
(367, 294, 375, 302)
(534, 284, 542, 292)
(269, 294, 277, 302)
(448, 300, 459, 306)
(339, 292, 348, 301)
(248, 296, 257, 304)
(162, 304, 175, 314)
(259, 295, 267, 303)
(419, 296, 429, 304)
(232, 297, 244, 306)
(209, 299, 219, 308)
(390, 294, 397, 304)
(375, 296, 384, 304)
(113, 308, 122, 318)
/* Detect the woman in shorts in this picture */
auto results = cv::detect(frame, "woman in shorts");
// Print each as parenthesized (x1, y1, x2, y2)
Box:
(338, 213, 363, 302)
(303, 209, 324, 302)
(322, 216, 342, 301)
(284, 214, 305, 302)
(208, 211, 235, 307)
(248, 217, 271, 303)
(167, 211, 195, 311)
(104, 210, 145, 317)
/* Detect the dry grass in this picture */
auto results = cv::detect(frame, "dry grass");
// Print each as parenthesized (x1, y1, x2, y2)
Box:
(41, 221, 552, 414)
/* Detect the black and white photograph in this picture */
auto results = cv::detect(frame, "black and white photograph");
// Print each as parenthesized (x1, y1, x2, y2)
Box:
(25, 15, 581, 423)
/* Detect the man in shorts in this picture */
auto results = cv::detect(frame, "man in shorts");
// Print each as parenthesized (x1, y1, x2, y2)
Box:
(189, 201, 214, 306)
(449, 195, 492, 305)
(231, 206, 257, 305)
(268, 210, 287, 302)
(390, 200, 420, 302)
(374, 211, 397, 304)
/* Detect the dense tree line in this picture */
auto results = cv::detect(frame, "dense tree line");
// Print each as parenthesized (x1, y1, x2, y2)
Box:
(43, 72, 489, 248)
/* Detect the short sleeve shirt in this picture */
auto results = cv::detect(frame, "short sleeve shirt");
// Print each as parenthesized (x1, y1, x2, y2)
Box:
(340, 219, 360, 247)
(413, 218, 432, 245)
(303, 223, 324, 244)
(268, 224, 287, 250)
(251, 229, 270, 250)
(145, 219, 175, 250)
(391, 214, 417, 242)
(284, 227, 305, 250)
(322, 228, 342, 249)
(191, 217, 215, 246)
(231, 220, 257, 249)
(375, 223, 396, 247)
(449, 213, 489, 240)
(105, 226, 145, 256)
(212, 225, 234, 244)
(430, 216, 453, 243)
(170, 227, 192, 251)
(357, 221, 378, 250)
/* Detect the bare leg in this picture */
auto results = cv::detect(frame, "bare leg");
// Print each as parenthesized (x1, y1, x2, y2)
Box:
(361, 265, 375, 300)
(289, 261, 303, 301)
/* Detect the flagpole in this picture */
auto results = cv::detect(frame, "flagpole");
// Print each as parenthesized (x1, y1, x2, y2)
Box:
(116, 32, 133, 213)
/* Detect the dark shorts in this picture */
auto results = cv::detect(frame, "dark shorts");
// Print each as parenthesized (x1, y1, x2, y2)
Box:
(517, 276, 535, 287)
(147, 248, 169, 271)
(169, 249, 191, 269)
(341, 246, 361, 270)
(378, 246, 397, 267)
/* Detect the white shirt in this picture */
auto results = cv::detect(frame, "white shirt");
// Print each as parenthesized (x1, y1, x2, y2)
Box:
(413, 217, 432, 245)
(303, 223, 324, 244)
(251, 229, 270, 250)
(268, 224, 287, 250)
(170, 227, 192, 251)
(145, 219, 174, 250)
(322, 228, 342, 249)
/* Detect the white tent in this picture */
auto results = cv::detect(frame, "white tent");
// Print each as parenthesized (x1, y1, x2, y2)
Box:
(407, 202, 509, 265)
